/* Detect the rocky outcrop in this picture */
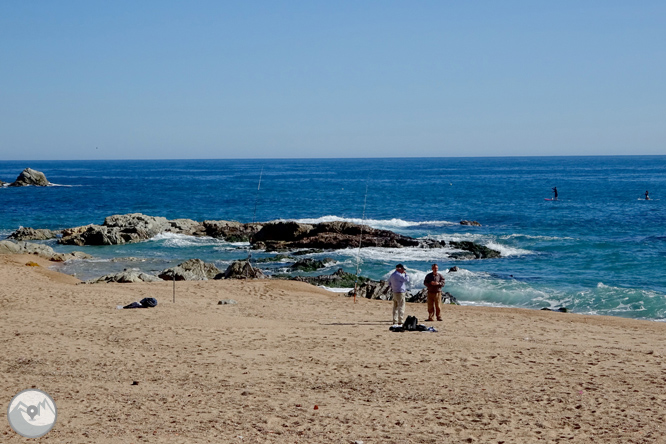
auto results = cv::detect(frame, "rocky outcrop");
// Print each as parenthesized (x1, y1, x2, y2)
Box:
(7, 227, 58, 241)
(0, 240, 91, 262)
(37, 214, 501, 260)
(203, 220, 263, 242)
(220, 260, 266, 279)
(159, 259, 221, 281)
(349, 279, 393, 300)
(460, 220, 482, 226)
(59, 214, 172, 246)
(449, 241, 501, 259)
(86, 271, 161, 284)
(8, 168, 51, 187)
(57, 214, 261, 246)
(290, 268, 368, 288)
(252, 221, 423, 251)
(165, 219, 206, 236)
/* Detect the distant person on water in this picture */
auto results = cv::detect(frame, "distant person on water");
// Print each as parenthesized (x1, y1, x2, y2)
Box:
(552, 187, 558, 200)
(423, 264, 445, 321)
(645, 190, 650, 200)
(388, 264, 410, 325)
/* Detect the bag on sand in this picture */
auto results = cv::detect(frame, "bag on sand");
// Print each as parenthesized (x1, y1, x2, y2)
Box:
(403, 315, 418, 331)
(139, 297, 158, 308)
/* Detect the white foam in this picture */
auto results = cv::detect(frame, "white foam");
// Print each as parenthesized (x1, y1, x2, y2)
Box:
(336, 246, 459, 263)
(150, 232, 224, 248)
(281, 215, 456, 229)
(484, 241, 532, 257)
(499, 233, 576, 241)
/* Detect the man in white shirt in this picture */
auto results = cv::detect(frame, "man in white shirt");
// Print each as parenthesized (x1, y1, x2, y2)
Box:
(388, 263, 410, 325)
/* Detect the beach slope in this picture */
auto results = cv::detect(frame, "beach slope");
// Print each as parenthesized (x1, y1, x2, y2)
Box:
(1, 254, 665, 443)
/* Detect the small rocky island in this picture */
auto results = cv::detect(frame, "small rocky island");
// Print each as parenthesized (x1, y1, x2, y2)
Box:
(2, 168, 52, 187)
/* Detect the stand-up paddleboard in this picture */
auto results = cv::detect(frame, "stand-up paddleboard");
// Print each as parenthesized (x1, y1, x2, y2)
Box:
(544, 198, 558, 201)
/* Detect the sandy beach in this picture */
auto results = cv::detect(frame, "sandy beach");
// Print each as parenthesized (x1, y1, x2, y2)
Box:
(1, 253, 665, 443)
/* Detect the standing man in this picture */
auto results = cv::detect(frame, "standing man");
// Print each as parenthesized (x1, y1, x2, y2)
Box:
(552, 187, 558, 200)
(424, 264, 445, 321)
(388, 264, 410, 325)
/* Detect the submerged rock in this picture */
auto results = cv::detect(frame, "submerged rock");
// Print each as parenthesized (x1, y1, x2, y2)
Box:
(449, 241, 501, 259)
(460, 220, 482, 226)
(9, 168, 51, 187)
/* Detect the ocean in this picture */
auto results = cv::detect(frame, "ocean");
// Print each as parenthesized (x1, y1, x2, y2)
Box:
(1, 156, 665, 321)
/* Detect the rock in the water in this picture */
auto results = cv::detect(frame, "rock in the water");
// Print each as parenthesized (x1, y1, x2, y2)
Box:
(7, 227, 58, 241)
(166, 219, 206, 236)
(251, 221, 422, 250)
(60, 213, 171, 246)
(9, 168, 51, 186)
(449, 266, 460, 272)
(460, 220, 482, 226)
(203, 220, 263, 242)
(449, 241, 501, 259)
(86, 271, 161, 284)
(220, 260, 266, 279)
(159, 259, 221, 281)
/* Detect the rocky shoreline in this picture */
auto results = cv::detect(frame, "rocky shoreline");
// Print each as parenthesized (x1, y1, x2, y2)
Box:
(2, 212, 499, 304)
(10, 213, 499, 257)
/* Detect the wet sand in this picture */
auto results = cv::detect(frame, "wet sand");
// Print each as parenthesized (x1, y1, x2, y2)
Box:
(1, 254, 665, 443)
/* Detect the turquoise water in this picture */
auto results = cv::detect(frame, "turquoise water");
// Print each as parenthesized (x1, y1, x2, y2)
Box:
(1, 156, 664, 320)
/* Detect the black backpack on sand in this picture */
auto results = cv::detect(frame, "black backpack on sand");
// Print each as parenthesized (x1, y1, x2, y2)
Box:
(403, 315, 418, 331)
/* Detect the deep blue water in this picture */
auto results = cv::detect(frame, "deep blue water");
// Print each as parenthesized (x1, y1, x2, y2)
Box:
(1, 156, 665, 320)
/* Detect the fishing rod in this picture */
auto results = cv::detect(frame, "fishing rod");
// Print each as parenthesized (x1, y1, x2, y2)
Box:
(247, 167, 264, 273)
(353, 181, 369, 304)
(252, 167, 264, 224)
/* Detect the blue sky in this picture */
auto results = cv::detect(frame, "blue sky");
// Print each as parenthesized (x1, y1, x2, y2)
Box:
(1, 1, 665, 159)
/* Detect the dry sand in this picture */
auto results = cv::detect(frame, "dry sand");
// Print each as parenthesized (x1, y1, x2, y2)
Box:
(1, 253, 666, 443)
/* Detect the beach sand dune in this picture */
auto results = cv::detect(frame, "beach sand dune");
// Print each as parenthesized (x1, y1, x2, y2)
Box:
(1, 254, 665, 443)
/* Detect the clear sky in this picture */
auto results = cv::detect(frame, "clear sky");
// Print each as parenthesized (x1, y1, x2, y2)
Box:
(1, 1, 665, 160)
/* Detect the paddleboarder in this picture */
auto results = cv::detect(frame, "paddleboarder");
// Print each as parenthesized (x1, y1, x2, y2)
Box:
(552, 187, 558, 200)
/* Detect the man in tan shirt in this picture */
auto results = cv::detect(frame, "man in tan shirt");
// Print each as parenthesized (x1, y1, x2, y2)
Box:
(423, 263, 445, 321)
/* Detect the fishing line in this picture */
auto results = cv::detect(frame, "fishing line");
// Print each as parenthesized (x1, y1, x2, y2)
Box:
(353, 180, 369, 303)
(247, 167, 264, 273)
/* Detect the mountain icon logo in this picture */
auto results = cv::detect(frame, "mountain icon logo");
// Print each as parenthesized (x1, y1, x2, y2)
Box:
(7, 389, 57, 438)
